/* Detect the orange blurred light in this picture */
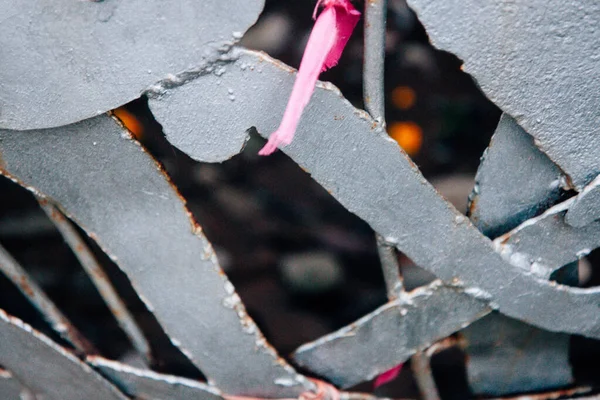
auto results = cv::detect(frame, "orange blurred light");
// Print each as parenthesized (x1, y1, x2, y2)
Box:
(388, 121, 423, 156)
(113, 107, 144, 140)
(391, 86, 416, 110)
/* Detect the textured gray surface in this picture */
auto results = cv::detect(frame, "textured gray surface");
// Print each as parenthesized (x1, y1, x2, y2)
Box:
(566, 175, 600, 228)
(0, 309, 127, 400)
(0, 0, 263, 131)
(469, 114, 565, 238)
(89, 357, 223, 400)
(0, 369, 27, 400)
(465, 114, 573, 395)
(404, 0, 600, 190)
(148, 49, 600, 339)
(0, 115, 309, 397)
(293, 281, 491, 388)
(494, 196, 600, 279)
(463, 313, 572, 396)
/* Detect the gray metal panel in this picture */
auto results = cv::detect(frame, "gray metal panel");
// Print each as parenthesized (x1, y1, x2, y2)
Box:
(0, 309, 127, 400)
(293, 281, 491, 388)
(147, 49, 600, 339)
(403, 0, 600, 190)
(463, 313, 572, 396)
(494, 196, 600, 279)
(0, 0, 264, 131)
(0, 115, 309, 397)
(88, 357, 223, 400)
(469, 114, 565, 238)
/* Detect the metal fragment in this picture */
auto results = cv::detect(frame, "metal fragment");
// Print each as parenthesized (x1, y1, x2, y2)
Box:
(293, 281, 491, 388)
(494, 197, 600, 279)
(88, 356, 223, 400)
(0, 242, 95, 354)
(0, 0, 264, 130)
(0, 115, 309, 397)
(0, 309, 127, 400)
(38, 200, 151, 361)
(411, 351, 440, 400)
(462, 314, 572, 396)
(404, 0, 600, 189)
(147, 49, 600, 339)
(469, 114, 565, 238)
(565, 174, 600, 228)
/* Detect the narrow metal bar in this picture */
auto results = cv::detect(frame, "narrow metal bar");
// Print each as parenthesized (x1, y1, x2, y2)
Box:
(410, 351, 441, 400)
(38, 200, 151, 361)
(363, 0, 404, 301)
(0, 242, 95, 354)
(363, 0, 388, 124)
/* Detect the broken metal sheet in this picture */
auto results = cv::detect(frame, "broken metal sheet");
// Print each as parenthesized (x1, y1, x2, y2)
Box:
(0, 369, 28, 400)
(0, 309, 127, 400)
(147, 49, 600, 339)
(293, 280, 491, 388)
(565, 174, 600, 228)
(0, 0, 264, 131)
(403, 0, 600, 190)
(494, 197, 600, 280)
(469, 114, 565, 238)
(462, 313, 572, 396)
(88, 356, 223, 400)
(0, 115, 310, 397)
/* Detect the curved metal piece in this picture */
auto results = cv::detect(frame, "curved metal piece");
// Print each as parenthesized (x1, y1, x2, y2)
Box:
(468, 114, 565, 239)
(146, 49, 600, 339)
(0, 115, 310, 397)
(0, 0, 264, 131)
(293, 281, 491, 388)
(403, 0, 600, 190)
(0, 309, 127, 400)
(88, 357, 223, 400)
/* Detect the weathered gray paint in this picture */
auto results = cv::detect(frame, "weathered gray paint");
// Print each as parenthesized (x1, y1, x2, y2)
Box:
(147, 49, 600, 339)
(469, 114, 565, 238)
(565, 175, 600, 228)
(0, 0, 264, 131)
(293, 281, 491, 388)
(88, 357, 223, 400)
(0, 115, 309, 397)
(0, 309, 127, 400)
(494, 196, 600, 279)
(0, 369, 28, 400)
(404, 0, 600, 190)
(465, 114, 572, 395)
(463, 314, 572, 396)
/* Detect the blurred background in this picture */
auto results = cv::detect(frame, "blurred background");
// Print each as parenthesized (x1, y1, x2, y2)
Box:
(2, 0, 598, 399)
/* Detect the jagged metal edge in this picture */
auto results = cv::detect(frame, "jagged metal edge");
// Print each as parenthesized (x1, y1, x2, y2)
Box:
(0, 115, 310, 397)
(0, 0, 264, 131)
(146, 48, 600, 340)
(0, 309, 127, 400)
(293, 280, 491, 388)
(403, 0, 600, 190)
(88, 356, 223, 400)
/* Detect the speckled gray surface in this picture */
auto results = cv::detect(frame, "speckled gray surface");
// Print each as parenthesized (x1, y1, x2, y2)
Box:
(147, 49, 600, 339)
(469, 114, 565, 238)
(0, 115, 309, 397)
(89, 357, 223, 400)
(293, 281, 491, 388)
(404, 0, 600, 190)
(0, 0, 263, 131)
(566, 175, 600, 228)
(0, 309, 127, 400)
